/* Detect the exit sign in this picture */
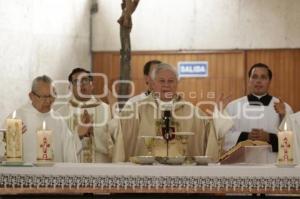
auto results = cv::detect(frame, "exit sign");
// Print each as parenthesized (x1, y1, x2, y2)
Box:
(177, 61, 208, 78)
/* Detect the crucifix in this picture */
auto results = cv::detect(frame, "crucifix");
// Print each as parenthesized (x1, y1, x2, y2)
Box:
(40, 137, 50, 159)
(117, 0, 139, 109)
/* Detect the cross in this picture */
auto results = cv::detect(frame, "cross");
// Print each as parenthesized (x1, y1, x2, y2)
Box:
(40, 137, 50, 159)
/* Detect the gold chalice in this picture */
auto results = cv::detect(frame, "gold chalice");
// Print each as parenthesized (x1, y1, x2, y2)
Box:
(140, 135, 163, 156)
(173, 132, 194, 156)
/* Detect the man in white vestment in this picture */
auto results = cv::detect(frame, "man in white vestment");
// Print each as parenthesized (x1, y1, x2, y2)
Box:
(224, 63, 293, 155)
(58, 68, 124, 163)
(119, 63, 233, 162)
(0, 75, 79, 162)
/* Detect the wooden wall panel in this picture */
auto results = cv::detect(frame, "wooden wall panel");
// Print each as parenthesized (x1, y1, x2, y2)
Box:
(246, 49, 300, 112)
(92, 51, 246, 112)
(92, 52, 119, 97)
(92, 49, 300, 112)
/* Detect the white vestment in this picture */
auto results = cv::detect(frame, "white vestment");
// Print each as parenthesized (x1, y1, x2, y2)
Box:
(126, 92, 148, 105)
(224, 96, 293, 151)
(280, 112, 300, 164)
(0, 103, 79, 163)
(119, 94, 233, 162)
(121, 92, 149, 112)
(57, 96, 125, 162)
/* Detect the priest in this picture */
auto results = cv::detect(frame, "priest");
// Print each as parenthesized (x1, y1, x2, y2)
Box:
(57, 68, 124, 163)
(1, 75, 79, 162)
(224, 63, 293, 154)
(119, 63, 233, 162)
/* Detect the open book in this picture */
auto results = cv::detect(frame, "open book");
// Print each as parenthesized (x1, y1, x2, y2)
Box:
(220, 140, 270, 164)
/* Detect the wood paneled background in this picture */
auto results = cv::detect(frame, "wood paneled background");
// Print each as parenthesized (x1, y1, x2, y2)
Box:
(92, 49, 300, 112)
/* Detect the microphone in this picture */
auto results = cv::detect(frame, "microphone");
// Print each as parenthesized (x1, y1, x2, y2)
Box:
(162, 110, 172, 141)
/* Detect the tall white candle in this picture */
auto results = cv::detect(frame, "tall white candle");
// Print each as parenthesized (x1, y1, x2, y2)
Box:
(5, 111, 23, 162)
(36, 121, 53, 162)
(277, 123, 294, 165)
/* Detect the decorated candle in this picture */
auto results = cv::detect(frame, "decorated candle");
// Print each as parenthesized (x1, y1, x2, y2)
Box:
(5, 111, 23, 162)
(36, 121, 53, 162)
(277, 122, 294, 165)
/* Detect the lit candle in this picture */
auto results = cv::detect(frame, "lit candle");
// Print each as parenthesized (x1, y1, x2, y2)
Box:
(36, 121, 53, 162)
(277, 122, 294, 165)
(5, 111, 23, 162)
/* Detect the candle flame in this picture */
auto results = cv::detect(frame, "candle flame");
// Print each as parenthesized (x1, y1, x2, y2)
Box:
(12, 111, 16, 119)
(284, 122, 287, 131)
(43, 121, 46, 130)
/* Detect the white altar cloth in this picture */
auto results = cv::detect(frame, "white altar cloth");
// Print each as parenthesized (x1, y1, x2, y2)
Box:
(0, 163, 300, 195)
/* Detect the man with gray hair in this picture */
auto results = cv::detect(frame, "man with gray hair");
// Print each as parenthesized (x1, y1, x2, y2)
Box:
(120, 63, 233, 162)
(0, 75, 80, 163)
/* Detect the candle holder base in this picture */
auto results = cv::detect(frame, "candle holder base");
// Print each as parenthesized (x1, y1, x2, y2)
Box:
(6, 157, 23, 162)
(34, 161, 54, 167)
(275, 163, 297, 168)
(1, 161, 24, 166)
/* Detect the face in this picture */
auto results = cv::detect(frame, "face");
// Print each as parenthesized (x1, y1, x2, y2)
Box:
(152, 69, 178, 101)
(29, 81, 56, 113)
(71, 72, 93, 101)
(248, 67, 271, 96)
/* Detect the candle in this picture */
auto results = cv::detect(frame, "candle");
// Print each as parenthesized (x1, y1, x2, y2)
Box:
(277, 122, 294, 165)
(5, 111, 23, 162)
(36, 121, 53, 162)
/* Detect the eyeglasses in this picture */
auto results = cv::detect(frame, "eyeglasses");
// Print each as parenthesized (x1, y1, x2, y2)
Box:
(32, 91, 56, 101)
(71, 77, 92, 85)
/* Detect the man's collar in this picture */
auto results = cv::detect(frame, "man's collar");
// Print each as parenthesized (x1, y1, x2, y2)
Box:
(247, 93, 272, 106)
(69, 96, 102, 108)
(30, 103, 52, 116)
(151, 93, 181, 103)
(252, 93, 268, 99)
(144, 90, 151, 96)
(150, 93, 184, 111)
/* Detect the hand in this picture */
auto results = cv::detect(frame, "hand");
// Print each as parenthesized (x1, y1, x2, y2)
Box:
(77, 125, 93, 138)
(248, 129, 270, 142)
(22, 122, 27, 134)
(78, 110, 93, 138)
(274, 98, 286, 118)
(81, 110, 92, 124)
(216, 93, 232, 112)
